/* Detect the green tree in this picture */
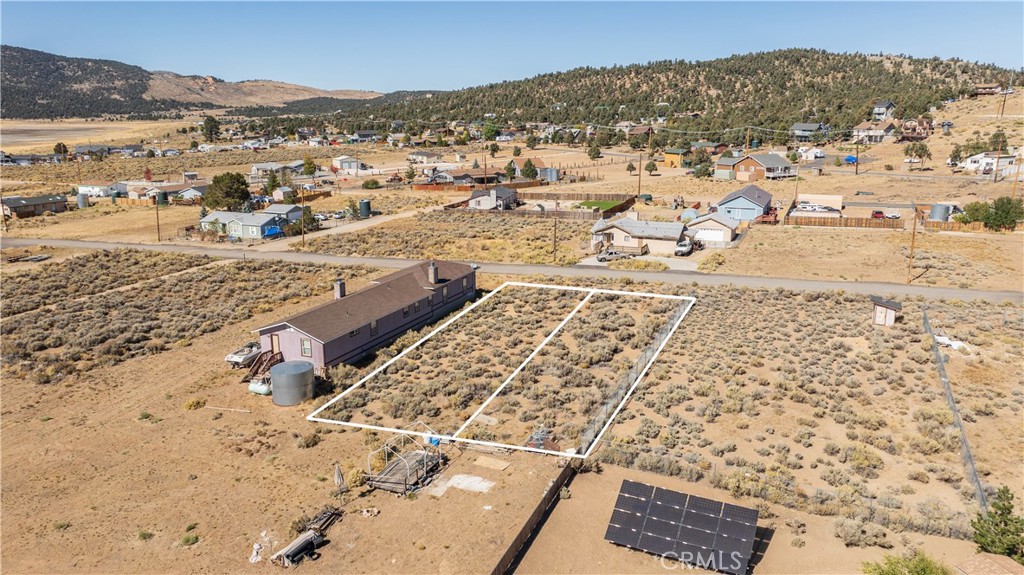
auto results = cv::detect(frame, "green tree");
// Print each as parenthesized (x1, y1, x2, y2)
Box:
(302, 155, 317, 176)
(262, 171, 281, 195)
(472, 159, 480, 169)
(588, 146, 601, 160)
(644, 160, 658, 176)
(861, 552, 952, 575)
(189, 140, 199, 150)
(204, 172, 250, 210)
(53, 142, 68, 156)
(202, 115, 221, 143)
(694, 162, 712, 178)
(405, 166, 417, 181)
(489, 143, 499, 157)
(512, 146, 522, 157)
(522, 159, 538, 180)
(903, 142, 932, 169)
(401, 133, 411, 145)
(628, 135, 645, 150)
(505, 161, 517, 181)
(526, 135, 539, 150)
(483, 123, 499, 141)
(362, 179, 382, 190)
(983, 197, 1024, 231)
(972, 485, 1024, 563)
(989, 129, 1009, 152)
(957, 201, 993, 223)
(626, 162, 636, 175)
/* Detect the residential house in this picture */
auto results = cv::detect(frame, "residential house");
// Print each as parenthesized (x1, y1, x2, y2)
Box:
(253, 261, 477, 370)
(628, 125, 655, 139)
(408, 151, 443, 164)
(715, 185, 773, 222)
(468, 186, 517, 210)
(789, 122, 826, 143)
(306, 137, 326, 147)
(251, 161, 304, 180)
(613, 121, 637, 134)
(871, 100, 896, 121)
(444, 168, 504, 185)
(261, 203, 304, 223)
(496, 131, 516, 142)
(387, 133, 407, 147)
(851, 119, 899, 144)
(428, 171, 455, 185)
(77, 181, 115, 197)
(685, 213, 740, 243)
(349, 130, 379, 143)
(590, 212, 687, 256)
(177, 187, 205, 201)
(2, 195, 68, 219)
(899, 118, 932, 141)
(974, 83, 1002, 96)
(510, 157, 546, 178)
(74, 144, 110, 157)
(183, 171, 200, 182)
(954, 552, 1024, 575)
(663, 148, 688, 168)
(691, 141, 729, 155)
(714, 154, 794, 181)
(199, 211, 284, 239)
(958, 152, 1016, 173)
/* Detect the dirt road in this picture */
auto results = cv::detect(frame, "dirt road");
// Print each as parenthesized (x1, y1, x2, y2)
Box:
(3, 236, 1019, 303)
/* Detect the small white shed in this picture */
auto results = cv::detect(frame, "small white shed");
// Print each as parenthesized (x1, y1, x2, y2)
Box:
(870, 295, 902, 326)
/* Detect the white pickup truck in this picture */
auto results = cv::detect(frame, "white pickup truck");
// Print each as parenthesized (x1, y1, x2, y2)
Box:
(225, 342, 262, 369)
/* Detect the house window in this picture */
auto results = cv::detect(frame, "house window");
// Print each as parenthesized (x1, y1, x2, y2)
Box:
(442, 286, 448, 299)
(462, 278, 468, 290)
(300, 338, 312, 357)
(403, 306, 410, 318)
(370, 320, 378, 336)
(349, 328, 360, 337)
(414, 301, 421, 313)
(624, 235, 631, 242)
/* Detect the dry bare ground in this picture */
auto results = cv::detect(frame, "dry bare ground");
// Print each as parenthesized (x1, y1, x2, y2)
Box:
(2, 204, 204, 243)
(302, 211, 592, 265)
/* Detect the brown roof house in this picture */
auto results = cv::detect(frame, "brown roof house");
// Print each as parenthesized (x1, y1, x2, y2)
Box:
(253, 261, 476, 371)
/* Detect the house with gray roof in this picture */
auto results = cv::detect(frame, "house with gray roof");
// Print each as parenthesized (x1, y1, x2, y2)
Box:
(715, 154, 794, 181)
(685, 213, 740, 243)
(872, 100, 896, 121)
(789, 122, 827, 142)
(468, 186, 517, 210)
(715, 185, 773, 222)
(2, 195, 68, 219)
(261, 203, 304, 222)
(199, 211, 284, 239)
(591, 213, 687, 255)
(253, 261, 476, 371)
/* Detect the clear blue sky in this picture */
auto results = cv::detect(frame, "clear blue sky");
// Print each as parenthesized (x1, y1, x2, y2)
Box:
(2, 1, 1022, 93)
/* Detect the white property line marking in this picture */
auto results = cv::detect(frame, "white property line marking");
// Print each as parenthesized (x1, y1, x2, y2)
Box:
(307, 281, 696, 460)
(452, 290, 595, 438)
(580, 296, 696, 459)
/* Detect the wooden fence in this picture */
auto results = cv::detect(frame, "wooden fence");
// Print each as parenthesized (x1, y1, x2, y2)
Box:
(412, 184, 474, 192)
(446, 207, 603, 220)
(922, 220, 984, 232)
(490, 464, 576, 575)
(114, 197, 156, 207)
(784, 215, 904, 229)
(518, 191, 632, 202)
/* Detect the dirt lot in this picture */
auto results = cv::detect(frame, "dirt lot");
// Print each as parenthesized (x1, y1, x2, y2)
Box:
(517, 464, 979, 574)
(707, 225, 1024, 291)
(1, 203, 204, 243)
(302, 211, 593, 265)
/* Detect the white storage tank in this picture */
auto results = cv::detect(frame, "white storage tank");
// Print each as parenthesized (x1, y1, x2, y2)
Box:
(928, 204, 953, 222)
(270, 361, 314, 406)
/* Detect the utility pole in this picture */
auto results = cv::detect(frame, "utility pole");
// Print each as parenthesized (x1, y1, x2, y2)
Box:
(855, 141, 860, 176)
(300, 185, 306, 248)
(637, 152, 643, 197)
(744, 127, 751, 155)
(906, 204, 918, 284)
(155, 196, 161, 242)
(998, 72, 1014, 118)
(552, 200, 559, 262)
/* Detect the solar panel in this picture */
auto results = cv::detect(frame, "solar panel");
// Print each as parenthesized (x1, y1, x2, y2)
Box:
(620, 480, 654, 500)
(605, 480, 759, 575)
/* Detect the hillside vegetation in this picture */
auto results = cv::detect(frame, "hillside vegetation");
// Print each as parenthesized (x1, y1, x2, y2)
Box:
(352, 49, 1014, 131)
(0, 45, 378, 119)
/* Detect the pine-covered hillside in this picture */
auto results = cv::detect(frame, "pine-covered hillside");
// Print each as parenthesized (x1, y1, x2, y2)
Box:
(355, 49, 1014, 131)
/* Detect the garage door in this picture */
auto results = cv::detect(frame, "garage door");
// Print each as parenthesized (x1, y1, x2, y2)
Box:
(694, 228, 725, 242)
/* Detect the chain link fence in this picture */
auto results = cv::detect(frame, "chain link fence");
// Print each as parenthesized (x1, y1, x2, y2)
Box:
(577, 302, 688, 454)
(922, 305, 989, 515)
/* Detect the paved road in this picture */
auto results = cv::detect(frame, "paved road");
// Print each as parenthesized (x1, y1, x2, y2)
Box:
(3, 236, 1020, 303)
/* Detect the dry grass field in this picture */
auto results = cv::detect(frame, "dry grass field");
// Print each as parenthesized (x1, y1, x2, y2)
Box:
(1, 253, 1020, 574)
(0, 118, 196, 154)
(302, 211, 593, 265)
(1, 203, 204, 243)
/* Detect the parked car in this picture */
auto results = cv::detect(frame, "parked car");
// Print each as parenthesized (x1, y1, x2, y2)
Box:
(386, 173, 402, 183)
(903, 158, 920, 163)
(885, 212, 901, 219)
(314, 213, 328, 221)
(871, 210, 885, 219)
(596, 250, 633, 262)
(333, 211, 345, 219)
(674, 238, 693, 257)
(854, 191, 875, 196)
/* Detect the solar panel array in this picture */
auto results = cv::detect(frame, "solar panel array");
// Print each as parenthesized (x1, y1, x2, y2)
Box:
(604, 480, 759, 575)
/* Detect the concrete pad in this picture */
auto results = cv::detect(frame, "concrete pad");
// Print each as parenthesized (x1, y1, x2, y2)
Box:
(474, 456, 511, 471)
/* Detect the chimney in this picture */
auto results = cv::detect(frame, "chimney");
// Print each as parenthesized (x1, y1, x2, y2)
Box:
(427, 261, 439, 284)
(333, 279, 346, 299)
